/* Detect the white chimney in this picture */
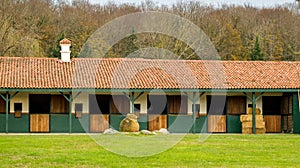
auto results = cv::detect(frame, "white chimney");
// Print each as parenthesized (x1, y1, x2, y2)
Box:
(60, 38, 71, 62)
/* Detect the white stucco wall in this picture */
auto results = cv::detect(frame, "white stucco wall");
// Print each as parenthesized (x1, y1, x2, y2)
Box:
(131, 93, 147, 114)
(72, 92, 89, 114)
(10, 92, 29, 114)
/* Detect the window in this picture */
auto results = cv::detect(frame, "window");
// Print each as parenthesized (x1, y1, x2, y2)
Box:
(134, 104, 141, 118)
(14, 103, 22, 111)
(75, 103, 83, 118)
(134, 104, 141, 112)
(14, 103, 22, 118)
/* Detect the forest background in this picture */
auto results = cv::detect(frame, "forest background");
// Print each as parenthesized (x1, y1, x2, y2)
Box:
(1, 0, 299, 60)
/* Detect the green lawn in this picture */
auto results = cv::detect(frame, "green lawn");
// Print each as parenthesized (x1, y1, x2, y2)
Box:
(0, 134, 299, 167)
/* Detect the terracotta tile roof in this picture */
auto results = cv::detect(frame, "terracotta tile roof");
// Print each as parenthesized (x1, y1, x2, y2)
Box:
(59, 38, 71, 45)
(0, 57, 299, 90)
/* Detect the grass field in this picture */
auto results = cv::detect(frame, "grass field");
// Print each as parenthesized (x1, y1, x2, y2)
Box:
(0, 134, 300, 167)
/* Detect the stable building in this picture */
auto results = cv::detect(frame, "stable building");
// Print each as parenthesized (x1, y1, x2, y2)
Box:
(0, 39, 299, 134)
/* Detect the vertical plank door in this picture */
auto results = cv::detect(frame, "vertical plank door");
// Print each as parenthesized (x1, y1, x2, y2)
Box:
(30, 114, 50, 133)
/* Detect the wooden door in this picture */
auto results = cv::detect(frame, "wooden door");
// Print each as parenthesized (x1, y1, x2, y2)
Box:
(264, 115, 281, 133)
(208, 115, 226, 133)
(30, 114, 50, 133)
(227, 96, 246, 115)
(90, 114, 109, 133)
(148, 115, 167, 131)
(281, 95, 293, 132)
(263, 96, 282, 133)
(168, 95, 188, 115)
(0, 98, 5, 113)
(29, 94, 51, 133)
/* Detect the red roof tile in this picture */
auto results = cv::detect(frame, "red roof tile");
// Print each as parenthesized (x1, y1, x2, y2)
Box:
(59, 38, 71, 45)
(0, 57, 299, 90)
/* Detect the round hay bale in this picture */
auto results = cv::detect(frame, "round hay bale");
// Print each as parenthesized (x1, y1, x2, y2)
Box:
(120, 114, 139, 132)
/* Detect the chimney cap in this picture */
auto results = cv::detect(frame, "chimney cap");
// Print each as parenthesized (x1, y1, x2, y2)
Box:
(60, 38, 71, 45)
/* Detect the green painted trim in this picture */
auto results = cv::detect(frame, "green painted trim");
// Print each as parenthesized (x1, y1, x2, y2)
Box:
(138, 114, 148, 130)
(227, 115, 242, 133)
(60, 92, 71, 102)
(192, 92, 196, 133)
(50, 114, 69, 133)
(59, 92, 75, 133)
(122, 92, 130, 100)
(134, 92, 144, 101)
(168, 115, 193, 133)
(1, 88, 300, 93)
(10, 91, 19, 100)
(131, 92, 135, 114)
(72, 114, 89, 133)
(5, 92, 8, 133)
(73, 92, 82, 100)
(109, 114, 125, 131)
(292, 93, 300, 134)
(243, 92, 252, 101)
(255, 92, 265, 101)
(0, 94, 6, 100)
(195, 116, 208, 133)
(0, 114, 5, 132)
(252, 92, 256, 134)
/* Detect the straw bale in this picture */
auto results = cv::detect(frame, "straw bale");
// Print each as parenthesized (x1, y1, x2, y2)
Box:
(240, 115, 264, 122)
(248, 108, 262, 115)
(256, 128, 266, 134)
(242, 128, 252, 134)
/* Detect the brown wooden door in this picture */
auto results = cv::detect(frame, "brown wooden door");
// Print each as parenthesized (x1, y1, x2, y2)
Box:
(90, 114, 109, 133)
(168, 95, 188, 115)
(227, 96, 246, 115)
(281, 95, 293, 132)
(208, 115, 226, 133)
(148, 115, 167, 131)
(264, 115, 281, 133)
(30, 114, 50, 133)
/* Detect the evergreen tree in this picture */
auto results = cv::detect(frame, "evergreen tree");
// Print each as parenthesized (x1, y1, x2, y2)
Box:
(125, 29, 139, 57)
(250, 35, 263, 61)
(50, 33, 65, 58)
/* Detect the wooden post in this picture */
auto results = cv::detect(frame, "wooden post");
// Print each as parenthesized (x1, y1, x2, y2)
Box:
(131, 92, 135, 114)
(69, 93, 72, 134)
(192, 92, 196, 134)
(5, 92, 9, 133)
(252, 92, 256, 134)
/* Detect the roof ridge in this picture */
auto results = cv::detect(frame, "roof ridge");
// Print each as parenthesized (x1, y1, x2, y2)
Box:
(0, 56, 299, 63)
